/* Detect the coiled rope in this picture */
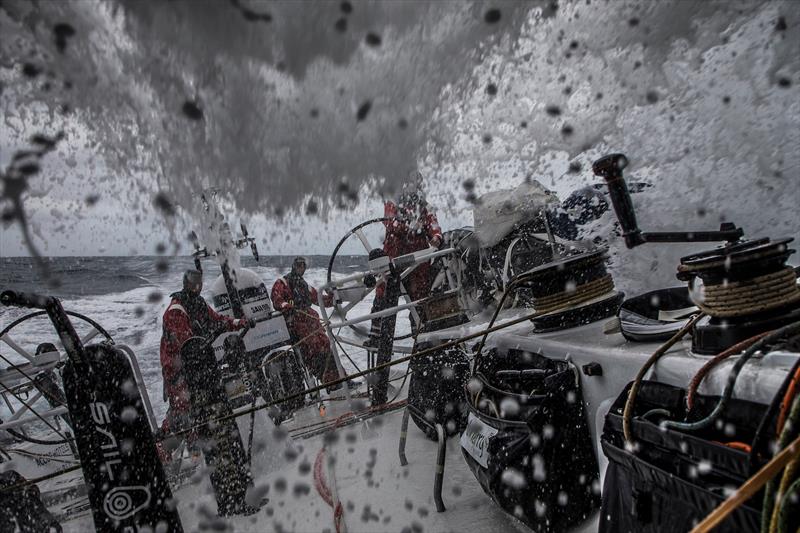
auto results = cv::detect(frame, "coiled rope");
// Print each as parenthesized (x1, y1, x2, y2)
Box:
(689, 267, 800, 318)
(531, 274, 615, 314)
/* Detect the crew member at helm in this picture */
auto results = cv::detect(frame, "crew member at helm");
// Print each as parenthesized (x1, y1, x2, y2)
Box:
(371, 173, 443, 335)
(367, 172, 442, 404)
(157, 269, 249, 456)
(381, 173, 443, 301)
(271, 257, 343, 389)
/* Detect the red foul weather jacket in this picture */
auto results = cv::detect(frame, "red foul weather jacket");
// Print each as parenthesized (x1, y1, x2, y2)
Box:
(379, 200, 442, 300)
(159, 295, 245, 415)
(271, 274, 338, 383)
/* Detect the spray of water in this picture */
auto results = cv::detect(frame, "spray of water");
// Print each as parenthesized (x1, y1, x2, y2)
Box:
(423, 0, 799, 293)
(1, 1, 531, 216)
(2, 0, 798, 293)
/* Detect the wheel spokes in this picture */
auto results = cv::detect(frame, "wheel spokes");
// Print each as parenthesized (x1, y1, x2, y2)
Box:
(1, 334, 34, 362)
(81, 327, 101, 345)
(354, 229, 374, 254)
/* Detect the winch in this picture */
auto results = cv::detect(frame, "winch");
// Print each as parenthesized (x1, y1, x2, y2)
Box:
(515, 248, 624, 332)
(678, 237, 800, 354)
(592, 152, 800, 354)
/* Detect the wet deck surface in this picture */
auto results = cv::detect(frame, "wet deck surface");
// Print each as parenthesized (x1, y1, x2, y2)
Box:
(57, 395, 600, 532)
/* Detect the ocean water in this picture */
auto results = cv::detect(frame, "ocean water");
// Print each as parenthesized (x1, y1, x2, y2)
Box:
(0, 255, 407, 425)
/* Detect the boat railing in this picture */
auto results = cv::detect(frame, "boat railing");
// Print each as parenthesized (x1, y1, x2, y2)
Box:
(116, 344, 158, 433)
(0, 343, 157, 448)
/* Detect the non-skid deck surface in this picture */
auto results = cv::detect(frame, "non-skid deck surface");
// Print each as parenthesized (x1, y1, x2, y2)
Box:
(60, 404, 601, 532)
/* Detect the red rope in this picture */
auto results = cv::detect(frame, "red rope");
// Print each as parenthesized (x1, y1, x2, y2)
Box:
(777, 364, 800, 436)
(311, 400, 408, 533)
(313, 448, 333, 506)
(313, 447, 344, 533)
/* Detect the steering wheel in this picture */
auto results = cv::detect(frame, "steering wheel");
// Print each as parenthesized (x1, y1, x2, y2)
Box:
(326, 217, 426, 343)
(0, 310, 114, 445)
(0, 310, 114, 364)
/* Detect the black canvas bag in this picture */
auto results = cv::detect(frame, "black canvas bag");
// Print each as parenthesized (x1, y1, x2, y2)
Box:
(461, 350, 600, 532)
(599, 376, 797, 533)
(408, 342, 470, 440)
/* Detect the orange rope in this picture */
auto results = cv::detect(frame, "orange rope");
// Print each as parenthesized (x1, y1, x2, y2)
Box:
(777, 363, 800, 436)
(713, 441, 752, 453)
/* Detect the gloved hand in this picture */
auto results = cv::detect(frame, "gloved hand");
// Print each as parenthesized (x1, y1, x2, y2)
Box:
(234, 318, 251, 330)
(430, 235, 442, 249)
(280, 302, 293, 313)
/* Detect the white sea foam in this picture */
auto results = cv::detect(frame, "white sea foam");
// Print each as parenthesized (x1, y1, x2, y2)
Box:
(1, 265, 407, 425)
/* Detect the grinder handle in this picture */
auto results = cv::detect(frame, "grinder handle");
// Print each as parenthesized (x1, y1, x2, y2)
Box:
(592, 153, 645, 248)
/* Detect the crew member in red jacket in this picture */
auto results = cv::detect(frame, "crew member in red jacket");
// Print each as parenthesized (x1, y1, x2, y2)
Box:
(379, 185, 442, 300)
(371, 177, 443, 333)
(158, 269, 248, 455)
(271, 257, 341, 388)
(368, 176, 442, 404)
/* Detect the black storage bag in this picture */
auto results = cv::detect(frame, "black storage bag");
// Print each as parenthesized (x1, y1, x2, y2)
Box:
(0, 470, 62, 533)
(408, 341, 470, 440)
(600, 379, 789, 533)
(461, 350, 600, 532)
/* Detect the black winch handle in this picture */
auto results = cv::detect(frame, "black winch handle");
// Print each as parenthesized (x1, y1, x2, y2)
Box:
(593, 153, 744, 247)
(0, 290, 57, 310)
(592, 153, 645, 248)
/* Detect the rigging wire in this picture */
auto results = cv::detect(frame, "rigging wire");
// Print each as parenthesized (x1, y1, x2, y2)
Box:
(162, 308, 548, 443)
(3, 447, 79, 465)
(5, 427, 72, 446)
(0, 374, 72, 444)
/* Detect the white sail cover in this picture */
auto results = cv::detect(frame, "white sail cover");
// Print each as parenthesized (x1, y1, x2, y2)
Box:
(472, 180, 559, 247)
